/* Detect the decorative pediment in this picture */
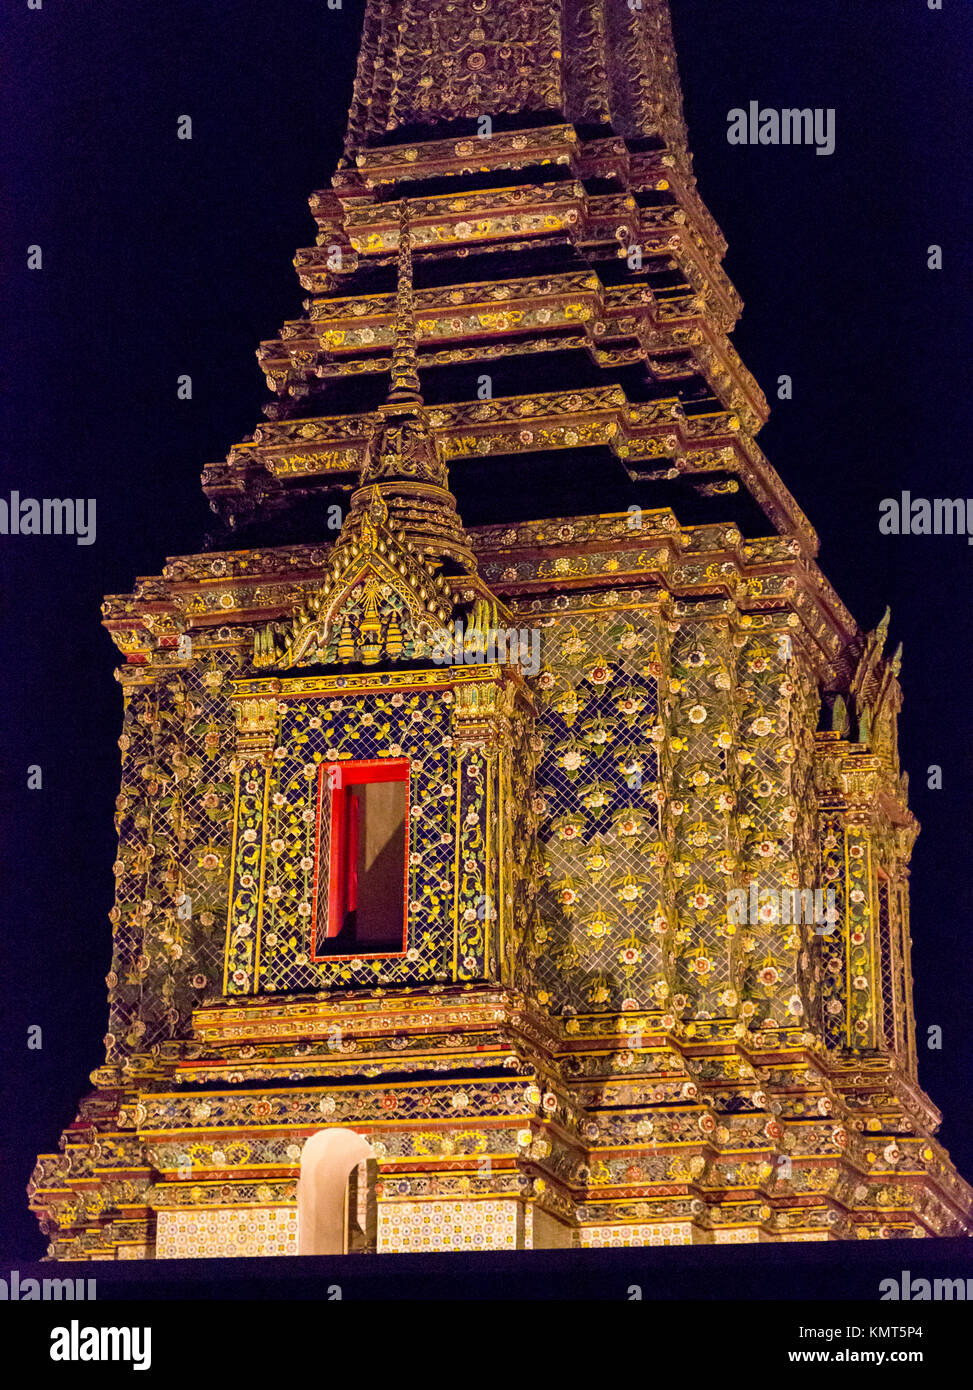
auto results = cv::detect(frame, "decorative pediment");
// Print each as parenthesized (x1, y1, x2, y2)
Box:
(828, 607, 904, 759)
(254, 489, 454, 669)
(253, 200, 485, 673)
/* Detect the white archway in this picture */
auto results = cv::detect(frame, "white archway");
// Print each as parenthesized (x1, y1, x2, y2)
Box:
(297, 1128, 373, 1255)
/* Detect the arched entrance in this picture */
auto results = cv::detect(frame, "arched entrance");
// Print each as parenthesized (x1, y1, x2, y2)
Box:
(297, 1128, 373, 1255)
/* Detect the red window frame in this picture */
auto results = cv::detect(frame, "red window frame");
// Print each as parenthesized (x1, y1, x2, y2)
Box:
(311, 758, 410, 961)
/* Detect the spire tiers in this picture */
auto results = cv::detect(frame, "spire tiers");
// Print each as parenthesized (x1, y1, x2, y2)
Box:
(215, 99, 821, 550)
(343, 0, 692, 173)
(346, 472, 477, 574)
(343, 198, 478, 575)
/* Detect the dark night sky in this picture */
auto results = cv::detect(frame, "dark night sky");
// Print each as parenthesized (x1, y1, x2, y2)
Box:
(1, 0, 971, 1262)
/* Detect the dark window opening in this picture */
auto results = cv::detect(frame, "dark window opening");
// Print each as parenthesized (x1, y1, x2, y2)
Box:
(313, 760, 409, 958)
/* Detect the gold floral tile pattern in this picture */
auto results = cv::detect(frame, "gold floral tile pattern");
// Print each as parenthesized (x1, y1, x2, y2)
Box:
(156, 1207, 297, 1259)
(579, 1222, 692, 1247)
(107, 651, 241, 1060)
(531, 605, 666, 1014)
(377, 1199, 518, 1252)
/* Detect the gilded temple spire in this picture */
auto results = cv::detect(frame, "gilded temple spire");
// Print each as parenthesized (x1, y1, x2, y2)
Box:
(342, 0, 692, 171)
(32, 0, 973, 1262)
(386, 200, 423, 407)
(343, 198, 478, 573)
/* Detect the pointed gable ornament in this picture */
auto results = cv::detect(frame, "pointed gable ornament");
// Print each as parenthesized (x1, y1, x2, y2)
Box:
(254, 199, 488, 672)
(254, 488, 453, 669)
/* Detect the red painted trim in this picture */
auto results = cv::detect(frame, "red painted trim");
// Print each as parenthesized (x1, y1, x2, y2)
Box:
(331, 757, 411, 784)
(310, 758, 411, 962)
(345, 789, 360, 918)
(309, 763, 326, 953)
(326, 783, 347, 938)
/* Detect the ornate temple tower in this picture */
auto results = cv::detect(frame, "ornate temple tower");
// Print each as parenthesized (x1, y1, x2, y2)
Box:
(30, 0, 971, 1257)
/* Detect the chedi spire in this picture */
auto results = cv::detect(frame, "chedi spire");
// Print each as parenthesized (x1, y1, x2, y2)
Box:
(352, 200, 474, 571)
